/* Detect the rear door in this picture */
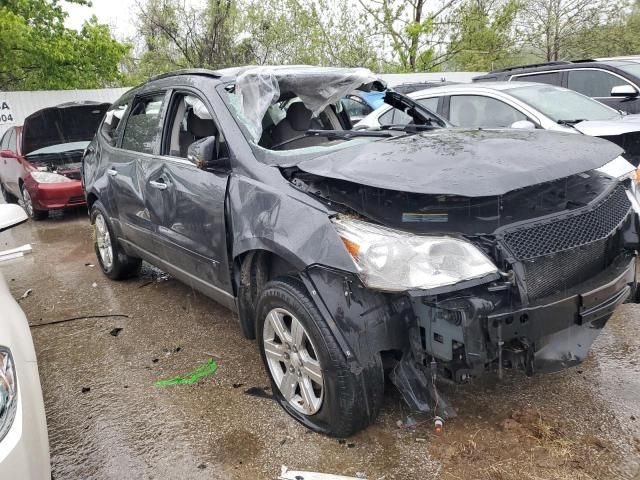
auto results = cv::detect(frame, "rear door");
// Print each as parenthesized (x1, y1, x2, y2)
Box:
(111, 91, 168, 254)
(4, 129, 20, 196)
(0, 129, 11, 193)
(145, 88, 234, 302)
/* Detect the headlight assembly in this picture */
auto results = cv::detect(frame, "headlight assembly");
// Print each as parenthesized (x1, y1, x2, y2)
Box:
(30, 171, 73, 184)
(332, 217, 498, 292)
(0, 347, 17, 442)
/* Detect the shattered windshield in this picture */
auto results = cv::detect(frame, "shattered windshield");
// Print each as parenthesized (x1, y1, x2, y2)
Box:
(219, 67, 445, 165)
(221, 87, 387, 164)
(509, 84, 621, 122)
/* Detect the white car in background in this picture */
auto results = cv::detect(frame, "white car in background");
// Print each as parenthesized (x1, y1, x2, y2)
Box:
(357, 81, 640, 166)
(0, 203, 50, 479)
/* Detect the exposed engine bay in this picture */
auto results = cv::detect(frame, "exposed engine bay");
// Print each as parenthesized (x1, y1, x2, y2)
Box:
(26, 150, 84, 180)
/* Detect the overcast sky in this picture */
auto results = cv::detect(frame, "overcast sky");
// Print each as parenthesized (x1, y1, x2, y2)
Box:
(64, 0, 139, 39)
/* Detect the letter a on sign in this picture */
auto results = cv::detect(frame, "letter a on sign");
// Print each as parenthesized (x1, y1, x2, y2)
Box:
(0, 101, 15, 125)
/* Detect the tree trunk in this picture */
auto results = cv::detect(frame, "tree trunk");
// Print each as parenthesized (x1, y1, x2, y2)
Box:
(408, 0, 424, 71)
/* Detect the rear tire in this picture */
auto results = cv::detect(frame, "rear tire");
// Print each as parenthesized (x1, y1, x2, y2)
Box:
(256, 277, 383, 437)
(90, 200, 141, 280)
(21, 185, 48, 220)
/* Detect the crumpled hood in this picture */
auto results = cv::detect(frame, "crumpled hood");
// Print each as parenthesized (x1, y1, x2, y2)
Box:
(296, 129, 623, 197)
(22, 102, 110, 155)
(573, 114, 640, 136)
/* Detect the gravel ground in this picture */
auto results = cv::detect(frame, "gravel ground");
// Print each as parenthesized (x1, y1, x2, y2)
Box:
(1, 210, 639, 480)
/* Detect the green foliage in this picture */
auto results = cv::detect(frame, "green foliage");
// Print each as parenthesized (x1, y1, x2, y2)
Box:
(0, 0, 130, 91)
(359, 0, 458, 72)
(129, 0, 384, 82)
(447, 0, 521, 71)
(568, 1, 640, 59)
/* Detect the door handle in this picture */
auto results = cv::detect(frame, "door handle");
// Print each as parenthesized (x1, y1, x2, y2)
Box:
(107, 167, 118, 177)
(149, 179, 168, 190)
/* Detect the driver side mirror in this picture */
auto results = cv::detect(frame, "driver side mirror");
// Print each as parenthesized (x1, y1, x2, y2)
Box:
(187, 136, 229, 171)
(510, 120, 536, 130)
(0, 150, 17, 159)
(610, 85, 638, 98)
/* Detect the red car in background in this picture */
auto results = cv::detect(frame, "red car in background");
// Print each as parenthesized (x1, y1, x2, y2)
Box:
(0, 102, 110, 220)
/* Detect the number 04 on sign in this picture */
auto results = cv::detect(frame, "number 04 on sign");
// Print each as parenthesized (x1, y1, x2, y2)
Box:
(0, 101, 15, 125)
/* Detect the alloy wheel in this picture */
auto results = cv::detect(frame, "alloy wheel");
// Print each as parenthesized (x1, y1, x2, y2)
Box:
(263, 307, 324, 415)
(21, 187, 34, 217)
(94, 213, 114, 270)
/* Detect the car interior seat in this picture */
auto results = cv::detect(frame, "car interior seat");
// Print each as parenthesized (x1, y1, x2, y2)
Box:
(269, 103, 328, 150)
(180, 110, 216, 157)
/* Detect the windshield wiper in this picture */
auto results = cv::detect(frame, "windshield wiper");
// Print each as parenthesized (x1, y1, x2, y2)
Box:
(306, 129, 393, 139)
(381, 123, 440, 133)
(557, 119, 586, 125)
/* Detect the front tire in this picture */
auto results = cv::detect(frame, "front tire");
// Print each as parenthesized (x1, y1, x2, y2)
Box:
(91, 200, 141, 280)
(256, 277, 383, 437)
(21, 185, 48, 220)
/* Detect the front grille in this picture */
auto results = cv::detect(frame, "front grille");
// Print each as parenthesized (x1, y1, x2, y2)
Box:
(521, 240, 607, 299)
(499, 185, 632, 301)
(502, 186, 631, 261)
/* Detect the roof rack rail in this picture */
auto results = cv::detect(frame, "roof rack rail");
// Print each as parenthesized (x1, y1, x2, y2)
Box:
(489, 60, 572, 74)
(148, 68, 221, 82)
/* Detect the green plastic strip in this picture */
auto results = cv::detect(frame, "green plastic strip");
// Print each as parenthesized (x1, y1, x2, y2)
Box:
(154, 358, 218, 387)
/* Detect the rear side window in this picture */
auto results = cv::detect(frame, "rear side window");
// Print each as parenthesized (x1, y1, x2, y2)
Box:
(567, 70, 632, 97)
(121, 94, 165, 154)
(100, 97, 131, 146)
(0, 129, 10, 150)
(378, 107, 412, 126)
(449, 95, 527, 128)
(7, 129, 16, 152)
(417, 97, 439, 114)
(512, 71, 562, 86)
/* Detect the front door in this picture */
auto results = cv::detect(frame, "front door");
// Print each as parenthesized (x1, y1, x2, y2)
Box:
(144, 89, 234, 301)
(112, 92, 168, 254)
(566, 69, 640, 114)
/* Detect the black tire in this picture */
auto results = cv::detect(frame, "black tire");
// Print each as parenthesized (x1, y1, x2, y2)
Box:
(90, 200, 141, 280)
(256, 277, 383, 437)
(0, 183, 18, 204)
(20, 185, 48, 220)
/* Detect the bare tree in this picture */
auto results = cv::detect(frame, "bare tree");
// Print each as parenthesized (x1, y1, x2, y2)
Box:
(358, 0, 460, 71)
(519, 0, 620, 61)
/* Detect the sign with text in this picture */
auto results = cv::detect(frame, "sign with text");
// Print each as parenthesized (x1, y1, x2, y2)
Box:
(0, 101, 15, 125)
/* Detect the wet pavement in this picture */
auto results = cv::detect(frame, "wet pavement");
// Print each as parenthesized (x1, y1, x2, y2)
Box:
(1, 210, 639, 479)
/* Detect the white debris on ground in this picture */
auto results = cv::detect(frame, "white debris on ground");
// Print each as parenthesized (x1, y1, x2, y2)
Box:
(280, 466, 365, 479)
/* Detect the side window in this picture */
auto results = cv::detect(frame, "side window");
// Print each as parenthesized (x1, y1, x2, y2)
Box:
(0, 129, 10, 150)
(512, 71, 562, 86)
(7, 129, 16, 152)
(378, 107, 412, 126)
(341, 96, 372, 120)
(567, 70, 631, 97)
(164, 93, 222, 159)
(121, 94, 165, 154)
(417, 97, 439, 114)
(100, 97, 131, 146)
(449, 95, 527, 128)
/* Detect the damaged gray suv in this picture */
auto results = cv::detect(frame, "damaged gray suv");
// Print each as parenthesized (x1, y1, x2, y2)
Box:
(82, 66, 640, 436)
